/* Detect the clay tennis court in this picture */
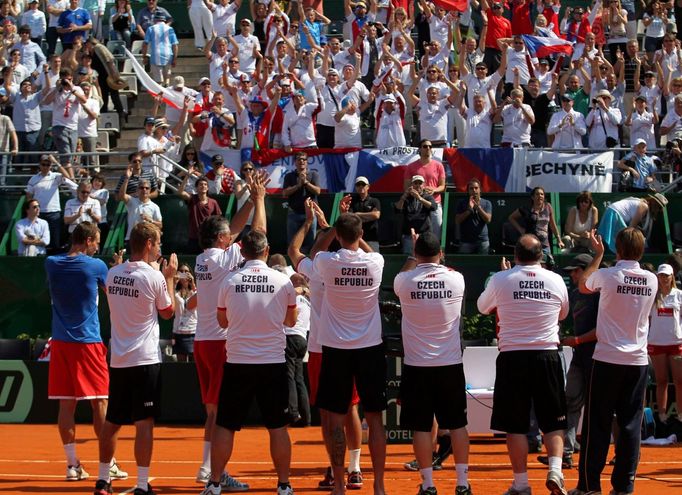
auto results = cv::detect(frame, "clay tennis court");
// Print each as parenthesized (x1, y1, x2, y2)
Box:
(0, 424, 679, 494)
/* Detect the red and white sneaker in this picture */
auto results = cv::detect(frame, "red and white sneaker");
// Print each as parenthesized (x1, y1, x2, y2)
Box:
(346, 471, 363, 490)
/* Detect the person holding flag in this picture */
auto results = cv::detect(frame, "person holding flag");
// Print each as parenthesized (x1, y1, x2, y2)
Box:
(235, 85, 280, 164)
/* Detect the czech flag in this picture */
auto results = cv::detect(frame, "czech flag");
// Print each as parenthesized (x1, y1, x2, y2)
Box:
(521, 34, 573, 58)
(432, 0, 468, 12)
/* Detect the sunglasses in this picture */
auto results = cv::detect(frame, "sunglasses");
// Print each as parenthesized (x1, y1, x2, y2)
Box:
(242, 168, 254, 172)
(139, 186, 151, 190)
(421, 144, 432, 149)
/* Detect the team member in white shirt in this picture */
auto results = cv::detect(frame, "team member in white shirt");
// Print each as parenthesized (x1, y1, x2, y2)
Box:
(575, 228, 657, 495)
(202, 230, 298, 495)
(95, 222, 177, 495)
(192, 172, 266, 489)
(394, 232, 472, 495)
(548, 94, 587, 149)
(288, 198, 365, 490)
(494, 89, 535, 147)
(477, 234, 570, 495)
(375, 93, 405, 148)
(648, 263, 682, 425)
(310, 212, 386, 495)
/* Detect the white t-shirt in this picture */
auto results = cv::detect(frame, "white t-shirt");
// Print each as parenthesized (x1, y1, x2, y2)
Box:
(212, 1, 238, 37)
(418, 99, 449, 142)
(394, 263, 465, 367)
(77, 98, 99, 137)
(106, 261, 172, 368)
(296, 257, 323, 353)
(217, 259, 297, 364)
(585, 260, 657, 366)
(334, 111, 362, 147)
(26, 171, 77, 212)
(316, 83, 343, 127)
(282, 101, 319, 148)
(51, 87, 84, 130)
(501, 103, 534, 145)
(313, 248, 384, 349)
(125, 197, 162, 240)
(173, 291, 197, 334)
(285, 294, 311, 339)
(428, 14, 449, 48)
(194, 244, 243, 341)
(64, 197, 101, 233)
(649, 287, 682, 345)
(477, 264, 569, 352)
(464, 108, 493, 148)
(137, 133, 161, 172)
(234, 33, 260, 74)
(376, 109, 405, 148)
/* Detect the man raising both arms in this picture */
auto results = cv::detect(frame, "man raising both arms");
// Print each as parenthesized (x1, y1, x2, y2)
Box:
(311, 211, 386, 495)
(94, 222, 177, 495)
(45, 222, 127, 483)
(394, 232, 472, 495)
(192, 171, 268, 491)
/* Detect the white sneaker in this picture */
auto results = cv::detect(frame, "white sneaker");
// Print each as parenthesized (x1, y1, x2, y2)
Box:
(200, 483, 222, 495)
(65, 463, 89, 481)
(109, 460, 128, 480)
(220, 473, 249, 492)
(277, 485, 294, 495)
(197, 466, 211, 484)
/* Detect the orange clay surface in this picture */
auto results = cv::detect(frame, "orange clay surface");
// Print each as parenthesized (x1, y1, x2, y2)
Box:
(0, 424, 680, 494)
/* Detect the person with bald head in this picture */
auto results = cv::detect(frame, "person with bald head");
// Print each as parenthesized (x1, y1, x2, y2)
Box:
(477, 234, 570, 495)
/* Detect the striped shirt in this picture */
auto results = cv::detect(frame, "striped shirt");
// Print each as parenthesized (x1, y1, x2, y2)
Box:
(143, 22, 178, 66)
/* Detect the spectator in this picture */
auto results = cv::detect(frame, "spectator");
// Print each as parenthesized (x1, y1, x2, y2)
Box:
(12, 77, 41, 166)
(134, 0, 172, 40)
(374, 93, 405, 148)
(89, 172, 109, 239)
(21, 0, 46, 45)
(406, 78, 458, 147)
(189, 77, 214, 151)
(563, 191, 599, 253)
(283, 88, 322, 152)
(323, 37, 353, 71)
(232, 18, 261, 75)
(585, 89, 622, 148)
(617, 138, 658, 192)
(283, 151, 320, 252)
(63, 180, 101, 234)
(634, 67, 663, 117)
(480, 0, 511, 73)
(194, 91, 235, 158)
(343, 0, 375, 44)
(172, 263, 197, 362)
(137, 115, 170, 177)
(41, 67, 88, 179)
(234, 92, 278, 160)
(548, 94, 587, 149)
(518, 73, 558, 147)
(204, 35, 231, 90)
(209, 0, 241, 39)
(395, 174, 436, 255)
(15, 198, 49, 256)
(178, 175, 223, 254)
(82, 37, 125, 120)
(0, 99, 17, 185)
(57, 0, 91, 50)
(315, 68, 342, 148)
(349, 176, 381, 252)
(333, 94, 372, 148)
(76, 81, 99, 171)
(12, 24, 45, 77)
(46, 0, 67, 56)
(115, 152, 159, 198)
(403, 139, 445, 239)
(597, 194, 668, 253)
(25, 154, 77, 253)
(7, 48, 29, 86)
(117, 176, 162, 243)
(458, 92, 496, 148)
(494, 88, 535, 147)
(189, 0, 213, 51)
(559, 67, 592, 118)
(459, 53, 506, 113)
(659, 94, 682, 142)
(204, 153, 241, 194)
(109, 0, 135, 48)
(643, 1, 666, 63)
(454, 178, 492, 254)
(141, 11, 178, 86)
(624, 95, 657, 148)
(297, 3, 329, 51)
(509, 186, 564, 254)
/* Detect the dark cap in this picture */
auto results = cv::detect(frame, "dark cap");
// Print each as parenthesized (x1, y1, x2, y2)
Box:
(153, 11, 166, 21)
(563, 253, 593, 271)
(538, 58, 550, 65)
(143, 116, 155, 125)
(211, 154, 225, 164)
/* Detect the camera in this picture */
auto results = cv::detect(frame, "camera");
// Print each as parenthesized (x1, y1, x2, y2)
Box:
(178, 272, 188, 279)
(60, 79, 69, 88)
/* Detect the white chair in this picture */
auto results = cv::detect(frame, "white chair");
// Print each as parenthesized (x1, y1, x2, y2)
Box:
(121, 58, 134, 75)
(98, 112, 120, 134)
(119, 75, 138, 97)
(96, 131, 110, 152)
(131, 40, 144, 55)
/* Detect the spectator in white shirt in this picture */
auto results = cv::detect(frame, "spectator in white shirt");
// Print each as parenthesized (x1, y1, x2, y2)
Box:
(494, 88, 535, 147)
(117, 176, 163, 242)
(375, 93, 405, 148)
(76, 81, 100, 171)
(585, 89, 622, 148)
(548, 94, 587, 149)
(334, 93, 375, 148)
(64, 180, 101, 234)
(283, 88, 323, 151)
(232, 18, 261, 75)
(460, 92, 496, 148)
(660, 94, 682, 142)
(406, 75, 458, 147)
(15, 198, 50, 256)
(209, 0, 240, 38)
(624, 94, 657, 148)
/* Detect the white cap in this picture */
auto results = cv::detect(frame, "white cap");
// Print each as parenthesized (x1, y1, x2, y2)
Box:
(633, 138, 647, 147)
(411, 175, 425, 183)
(198, 77, 210, 85)
(355, 176, 369, 185)
(172, 75, 185, 88)
(657, 264, 674, 275)
(382, 94, 396, 103)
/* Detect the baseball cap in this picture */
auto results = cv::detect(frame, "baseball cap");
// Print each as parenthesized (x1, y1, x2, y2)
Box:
(211, 154, 225, 164)
(355, 176, 369, 185)
(144, 116, 155, 125)
(658, 264, 675, 275)
(239, 74, 250, 83)
(538, 58, 550, 65)
(635, 95, 647, 102)
(240, 18, 252, 25)
(172, 75, 185, 88)
(383, 94, 396, 103)
(77, 67, 88, 75)
(79, 81, 91, 87)
(39, 154, 50, 162)
(633, 138, 647, 146)
(596, 89, 612, 99)
(411, 175, 425, 183)
(279, 78, 291, 86)
(644, 70, 656, 77)
(250, 95, 266, 105)
(153, 10, 166, 21)
(327, 68, 340, 76)
(563, 253, 593, 271)
(198, 77, 210, 85)
(561, 94, 573, 102)
(294, 89, 306, 97)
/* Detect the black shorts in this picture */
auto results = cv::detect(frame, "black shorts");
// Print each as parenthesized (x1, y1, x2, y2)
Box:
(216, 362, 289, 431)
(106, 364, 161, 425)
(317, 344, 387, 415)
(400, 363, 468, 432)
(490, 350, 567, 434)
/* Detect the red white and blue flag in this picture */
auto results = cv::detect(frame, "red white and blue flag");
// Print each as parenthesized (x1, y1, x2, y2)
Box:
(521, 34, 573, 58)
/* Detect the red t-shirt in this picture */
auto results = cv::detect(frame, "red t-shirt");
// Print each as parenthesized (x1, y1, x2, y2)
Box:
(485, 9, 512, 49)
(187, 195, 222, 241)
(403, 159, 446, 204)
(540, 6, 561, 36)
(511, 2, 533, 35)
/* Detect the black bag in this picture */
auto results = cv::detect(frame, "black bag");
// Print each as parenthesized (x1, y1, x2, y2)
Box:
(618, 170, 633, 192)
(605, 136, 619, 148)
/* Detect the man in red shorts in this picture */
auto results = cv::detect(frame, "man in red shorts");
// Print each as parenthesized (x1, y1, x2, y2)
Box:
(288, 198, 364, 490)
(45, 222, 127, 482)
(192, 171, 266, 490)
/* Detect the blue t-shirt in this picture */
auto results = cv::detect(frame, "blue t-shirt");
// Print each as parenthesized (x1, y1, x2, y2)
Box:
(300, 20, 322, 50)
(45, 254, 108, 343)
(57, 8, 91, 44)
